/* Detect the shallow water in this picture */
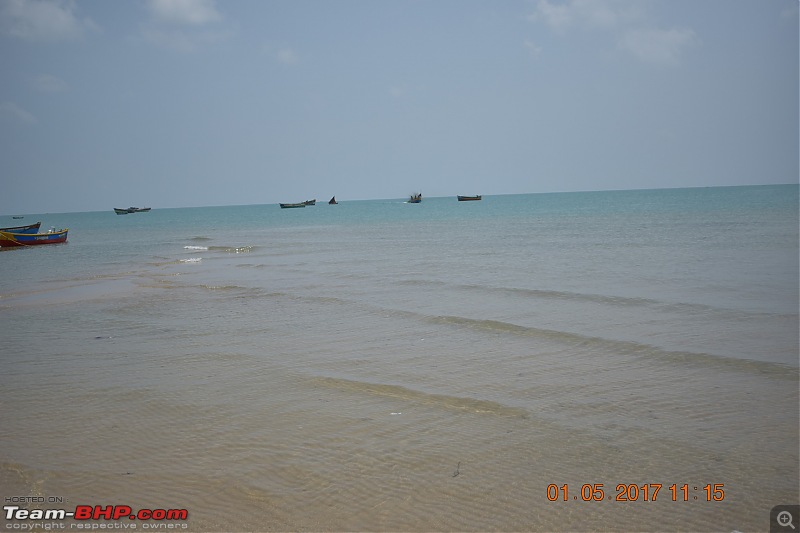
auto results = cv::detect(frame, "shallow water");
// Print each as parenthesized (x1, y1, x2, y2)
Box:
(1, 185, 797, 531)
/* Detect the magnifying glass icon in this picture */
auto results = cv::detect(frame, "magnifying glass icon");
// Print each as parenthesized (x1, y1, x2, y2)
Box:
(778, 511, 796, 529)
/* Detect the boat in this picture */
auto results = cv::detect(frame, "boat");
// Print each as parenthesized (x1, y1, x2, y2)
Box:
(0, 227, 68, 247)
(408, 193, 422, 203)
(279, 202, 306, 209)
(457, 195, 482, 201)
(0, 221, 41, 234)
(304, 199, 316, 206)
(328, 196, 337, 205)
(114, 207, 151, 214)
(12, 216, 23, 219)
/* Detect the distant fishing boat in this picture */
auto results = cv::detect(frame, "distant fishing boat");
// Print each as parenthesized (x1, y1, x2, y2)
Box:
(457, 195, 482, 201)
(328, 196, 337, 205)
(408, 193, 422, 203)
(280, 202, 306, 209)
(304, 199, 316, 206)
(0, 221, 41, 234)
(114, 207, 151, 215)
(0, 227, 68, 247)
(12, 216, 23, 219)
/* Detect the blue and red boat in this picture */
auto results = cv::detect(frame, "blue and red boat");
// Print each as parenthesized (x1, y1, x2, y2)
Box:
(0, 227, 68, 247)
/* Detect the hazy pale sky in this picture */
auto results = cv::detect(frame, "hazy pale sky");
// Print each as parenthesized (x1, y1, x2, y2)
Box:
(0, 0, 797, 214)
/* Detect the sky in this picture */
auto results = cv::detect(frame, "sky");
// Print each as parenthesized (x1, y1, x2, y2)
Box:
(0, 0, 797, 214)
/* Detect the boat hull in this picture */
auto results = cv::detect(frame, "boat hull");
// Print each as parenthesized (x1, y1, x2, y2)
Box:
(0, 221, 41, 234)
(114, 207, 150, 214)
(280, 203, 306, 209)
(457, 195, 482, 201)
(0, 229, 68, 247)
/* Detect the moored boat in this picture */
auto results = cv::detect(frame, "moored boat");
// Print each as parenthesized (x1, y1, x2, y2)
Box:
(304, 199, 316, 206)
(408, 193, 422, 203)
(0, 227, 68, 247)
(114, 207, 151, 214)
(0, 221, 41, 234)
(280, 202, 306, 209)
(457, 195, 482, 201)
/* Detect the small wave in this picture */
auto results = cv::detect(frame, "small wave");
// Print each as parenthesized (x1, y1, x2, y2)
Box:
(200, 284, 246, 291)
(429, 314, 798, 378)
(180, 258, 202, 263)
(183, 245, 208, 251)
(208, 245, 255, 253)
(190, 236, 212, 241)
(314, 376, 528, 418)
(190, 283, 283, 298)
(400, 280, 787, 319)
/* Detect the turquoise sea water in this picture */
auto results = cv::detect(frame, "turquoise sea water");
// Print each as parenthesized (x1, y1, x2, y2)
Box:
(1, 185, 798, 531)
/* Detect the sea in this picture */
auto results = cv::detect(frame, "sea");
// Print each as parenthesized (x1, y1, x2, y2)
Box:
(0, 184, 798, 532)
